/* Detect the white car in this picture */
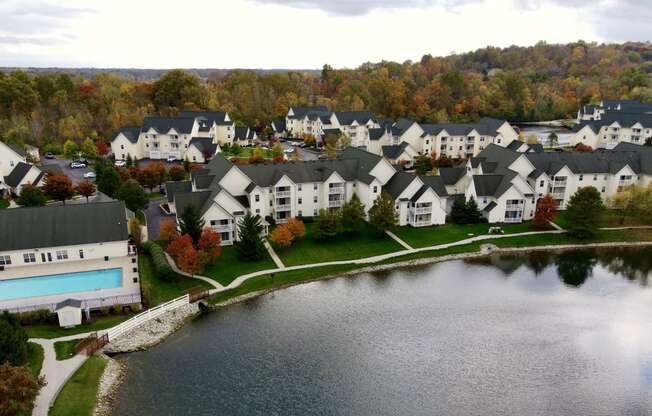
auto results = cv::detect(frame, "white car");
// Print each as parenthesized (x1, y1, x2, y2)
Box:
(83, 171, 97, 179)
(166, 155, 178, 163)
(114, 160, 126, 167)
(70, 161, 86, 169)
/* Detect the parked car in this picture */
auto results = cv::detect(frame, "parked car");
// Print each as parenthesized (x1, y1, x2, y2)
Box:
(45, 153, 55, 159)
(83, 171, 97, 179)
(114, 160, 126, 167)
(70, 161, 87, 169)
(166, 155, 178, 163)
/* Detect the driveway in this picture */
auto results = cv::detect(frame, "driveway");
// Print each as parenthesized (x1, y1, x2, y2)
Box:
(41, 158, 93, 184)
(145, 196, 173, 240)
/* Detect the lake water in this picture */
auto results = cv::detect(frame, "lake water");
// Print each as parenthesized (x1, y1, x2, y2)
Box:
(517, 125, 573, 146)
(113, 248, 652, 416)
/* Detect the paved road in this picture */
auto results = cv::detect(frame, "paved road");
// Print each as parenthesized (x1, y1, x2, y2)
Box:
(145, 196, 172, 240)
(41, 158, 93, 184)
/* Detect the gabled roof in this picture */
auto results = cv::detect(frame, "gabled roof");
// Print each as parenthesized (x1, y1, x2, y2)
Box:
(112, 127, 141, 143)
(472, 171, 517, 198)
(420, 117, 507, 137)
(392, 118, 416, 136)
(165, 181, 192, 203)
(271, 119, 286, 133)
(419, 175, 448, 197)
(189, 137, 218, 157)
(368, 127, 389, 141)
(288, 106, 330, 120)
(437, 167, 467, 185)
(3, 162, 34, 187)
(381, 142, 410, 159)
(8, 144, 26, 157)
(507, 140, 524, 151)
(0, 201, 129, 251)
(142, 117, 195, 135)
(56, 299, 83, 310)
(335, 111, 376, 126)
(384, 171, 417, 199)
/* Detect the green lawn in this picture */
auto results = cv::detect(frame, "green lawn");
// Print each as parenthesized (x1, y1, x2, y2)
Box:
(208, 228, 652, 305)
(139, 254, 212, 306)
(222, 147, 274, 159)
(50, 355, 107, 416)
(26, 342, 44, 377)
(54, 339, 79, 361)
(275, 223, 404, 267)
(0, 199, 8, 209)
(391, 221, 541, 249)
(555, 209, 650, 229)
(24, 315, 131, 339)
(203, 245, 276, 286)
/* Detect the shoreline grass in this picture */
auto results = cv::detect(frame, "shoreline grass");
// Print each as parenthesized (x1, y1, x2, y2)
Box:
(50, 355, 107, 416)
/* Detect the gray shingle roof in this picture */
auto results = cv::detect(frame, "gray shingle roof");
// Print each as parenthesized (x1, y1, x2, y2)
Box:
(271, 119, 286, 133)
(179, 111, 228, 125)
(56, 299, 83, 310)
(0, 201, 129, 251)
(8, 144, 26, 157)
(112, 127, 141, 143)
(165, 181, 192, 203)
(437, 167, 467, 185)
(189, 137, 218, 157)
(421, 117, 507, 137)
(288, 106, 330, 120)
(142, 117, 195, 135)
(384, 171, 417, 199)
(4, 162, 34, 187)
(335, 111, 376, 126)
(419, 175, 448, 197)
(382, 142, 410, 159)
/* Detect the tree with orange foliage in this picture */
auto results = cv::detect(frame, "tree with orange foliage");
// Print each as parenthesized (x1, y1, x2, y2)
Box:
(197, 227, 222, 259)
(138, 162, 166, 191)
(42, 173, 74, 204)
(176, 245, 206, 275)
(159, 218, 179, 243)
(285, 218, 306, 239)
(269, 225, 294, 248)
(272, 155, 286, 163)
(166, 233, 194, 261)
(76, 179, 96, 202)
(534, 195, 557, 229)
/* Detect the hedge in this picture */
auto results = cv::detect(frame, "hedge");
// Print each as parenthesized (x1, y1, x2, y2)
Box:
(141, 241, 175, 281)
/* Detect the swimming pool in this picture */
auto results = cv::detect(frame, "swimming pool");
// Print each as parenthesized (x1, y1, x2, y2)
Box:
(0, 268, 123, 301)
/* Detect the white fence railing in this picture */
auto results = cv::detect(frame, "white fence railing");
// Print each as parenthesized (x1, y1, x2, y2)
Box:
(1, 294, 142, 314)
(106, 294, 189, 341)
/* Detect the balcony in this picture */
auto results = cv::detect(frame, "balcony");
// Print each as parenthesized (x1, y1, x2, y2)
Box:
(411, 206, 432, 215)
(275, 203, 291, 211)
(328, 199, 343, 208)
(503, 216, 523, 223)
(328, 184, 345, 194)
(275, 190, 291, 198)
(551, 179, 567, 187)
(552, 192, 565, 200)
(410, 219, 431, 227)
(212, 224, 233, 232)
(505, 202, 524, 211)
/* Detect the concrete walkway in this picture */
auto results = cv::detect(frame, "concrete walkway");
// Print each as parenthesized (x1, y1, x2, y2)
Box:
(385, 230, 413, 250)
(263, 240, 286, 269)
(31, 335, 92, 416)
(206, 228, 568, 296)
(165, 252, 224, 289)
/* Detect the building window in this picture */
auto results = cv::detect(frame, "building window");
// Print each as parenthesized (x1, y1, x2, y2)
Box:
(373, 186, 378, 193)
(256, 209, 260, 214)
(313, 209, 318, 216)
(601, 186, 606, 193)
(593, 175, 597, 181)
(298, 210, 302, 216)
(79, 249, 84, 259)
(298, 197, 302, 204)
(56, 250, 69, 260)
(120, 145, 124, 149)
(298, 184, 302, 191)
(255, 194, 260, 202)
(539, 180, 544, 188)
(0, 255, 11, 265)
(23, 253, 36, 263)
(579, 175, 583, 181)
(313, 196, 318, 203)
(313, 184, 318, 190)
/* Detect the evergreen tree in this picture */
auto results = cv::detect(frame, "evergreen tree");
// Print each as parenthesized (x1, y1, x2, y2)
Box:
(16, 185, 46, 207)
(368, 191, 396, 233)
(340, 193, 366, 234)
(116, 179, 148, 212)
(97, 167, 122, 197)
(565, 187, 605, 239)
(179, 204, 205, 245)
(126, 154, 133, 168)
(0, 312, 29, 366)
(313, 208, 341, 240)
(235, 213, 265, 261)
(465, 197, 482, 224)
(450, 196, 468, 224)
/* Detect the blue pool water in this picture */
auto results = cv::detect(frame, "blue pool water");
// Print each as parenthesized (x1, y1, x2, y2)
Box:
(0, 268, 123, 301)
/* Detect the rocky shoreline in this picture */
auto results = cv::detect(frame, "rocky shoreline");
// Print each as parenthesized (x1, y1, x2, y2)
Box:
(91, 240, 652, 414)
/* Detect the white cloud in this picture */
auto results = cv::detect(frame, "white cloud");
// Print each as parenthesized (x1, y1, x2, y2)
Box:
(0, 0, 648, 68)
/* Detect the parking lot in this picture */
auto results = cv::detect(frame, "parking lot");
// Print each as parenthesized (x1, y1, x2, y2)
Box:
(41, 158, 94, 184)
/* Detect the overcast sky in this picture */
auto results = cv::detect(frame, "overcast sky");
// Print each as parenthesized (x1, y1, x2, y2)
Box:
(0, 0, 650, 69)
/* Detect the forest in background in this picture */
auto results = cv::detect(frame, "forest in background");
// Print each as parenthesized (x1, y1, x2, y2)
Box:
(1, 40, 652, 149)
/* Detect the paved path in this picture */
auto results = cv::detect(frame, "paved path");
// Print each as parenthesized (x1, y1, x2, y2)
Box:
(385, 230, 413, 250)
(145, 196, 171, 241)
(263, 240, 286, 269)
(31, 336, 91, 416)
(164, 252, 224, 289)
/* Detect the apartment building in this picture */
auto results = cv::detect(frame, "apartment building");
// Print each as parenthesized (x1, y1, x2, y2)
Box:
(577, 99, 652, 121)
(165, 147, 449, 244)
(0, 201, 141, 313)
(285, 106, 334, 139)
(0, 141, 44, 196)
(571, 112, 652, 149)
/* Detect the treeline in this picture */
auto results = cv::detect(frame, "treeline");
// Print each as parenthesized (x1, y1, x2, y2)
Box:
(1, 41, 652, 149)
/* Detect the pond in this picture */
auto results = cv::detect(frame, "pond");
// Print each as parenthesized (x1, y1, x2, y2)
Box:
(113, 248, 652, 416)
(517, 125, 573, 147)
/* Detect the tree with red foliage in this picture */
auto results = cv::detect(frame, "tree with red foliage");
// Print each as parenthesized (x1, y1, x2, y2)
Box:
(128, 166, 141, 180)
(249, 154, 265, 164)
(272, 155, 286, 163)
(574, 143, 593, 153)
(169, 165, 185, 181)
(76, 179, 96, 202)
(96, 142, 110, 156)
(197, 228, 222, 258)
(116, 167, 131, 182)
(139, 162, 166, 191)
(159, 218, 179, 243)
(176, 245, 207, 275)
(534, 194, 557, 229)
(42, 173, 74, 204)
(166, 234, 194, 262)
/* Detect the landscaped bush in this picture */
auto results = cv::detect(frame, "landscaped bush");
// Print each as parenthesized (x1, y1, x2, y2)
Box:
(0, 311, 29, 366)
(142, 241, 175, 281)
(14, 309, 57, 326)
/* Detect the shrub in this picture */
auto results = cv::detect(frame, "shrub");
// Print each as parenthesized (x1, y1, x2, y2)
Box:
(285, 218, 306, 239)
(0, 312, 29, 366)
(14, 310, 55, 326)
(269, 225, 295, 248)
(142, 241, 175, 281)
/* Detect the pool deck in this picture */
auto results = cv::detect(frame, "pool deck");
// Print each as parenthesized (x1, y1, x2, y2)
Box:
(0, 256, 140, 312)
